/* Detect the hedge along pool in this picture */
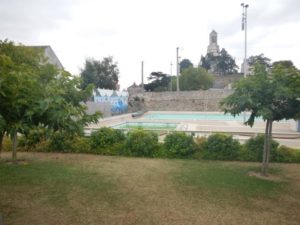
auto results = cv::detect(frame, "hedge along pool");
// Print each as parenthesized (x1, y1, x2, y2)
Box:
(143, 113, 251, 121)
(112, 122, 178, 130)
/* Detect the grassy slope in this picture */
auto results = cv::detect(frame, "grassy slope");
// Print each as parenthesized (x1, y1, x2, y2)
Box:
(0, 152, 299, 225)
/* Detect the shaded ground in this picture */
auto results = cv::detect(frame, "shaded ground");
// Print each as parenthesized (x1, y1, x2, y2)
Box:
(0, 152, 300, 225)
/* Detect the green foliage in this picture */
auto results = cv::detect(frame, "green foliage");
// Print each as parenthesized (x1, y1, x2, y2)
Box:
(90, 127, 125, 155)
(199, 49, 238, 75)
(241, 135, 279, 162)
(179, 67, 213, 90)
(80, 57, 119, 90)
(248, 53, 271, 69)
(272, 145, 300, 163)
(48, 132, 90, 153)
(163, 132, 196, 158)
(144, 72, 170, 92)
(193, 136, 207, 159)
(124, 129, 158, 157)
(0, 40, 101, 160)
(202, 133, 241, 160)
(180, 58, 193, 73)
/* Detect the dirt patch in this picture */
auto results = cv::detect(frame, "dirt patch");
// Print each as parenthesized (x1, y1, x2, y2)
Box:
(248, 171, 283, 182)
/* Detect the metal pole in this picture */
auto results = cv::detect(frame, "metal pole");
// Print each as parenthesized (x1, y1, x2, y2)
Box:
(176, 47, 179, 92)
(141, 61, 144, 90)
(170, 62, 173, 91)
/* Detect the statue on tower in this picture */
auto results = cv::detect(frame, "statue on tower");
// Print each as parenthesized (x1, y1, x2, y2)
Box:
(207, 30, 220, 56)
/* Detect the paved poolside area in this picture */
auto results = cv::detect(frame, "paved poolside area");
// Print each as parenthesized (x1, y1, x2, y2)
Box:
(86, 111, 300, 148)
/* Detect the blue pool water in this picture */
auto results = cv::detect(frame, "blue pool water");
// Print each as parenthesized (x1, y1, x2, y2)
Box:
(143, 113, 250, 121)
(112, 122, 178, 129)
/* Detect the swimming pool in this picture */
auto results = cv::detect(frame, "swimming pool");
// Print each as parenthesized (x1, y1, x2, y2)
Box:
(143, 113, 250, 121)
(112, 122, 178, 130)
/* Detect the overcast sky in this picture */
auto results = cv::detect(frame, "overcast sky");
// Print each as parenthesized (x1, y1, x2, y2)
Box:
(1, 0, 300, 89)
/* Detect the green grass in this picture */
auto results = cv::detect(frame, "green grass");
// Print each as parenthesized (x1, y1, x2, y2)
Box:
(0, 153, 300, 225)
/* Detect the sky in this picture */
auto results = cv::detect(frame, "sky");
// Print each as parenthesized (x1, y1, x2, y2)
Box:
(1, 0, 300, 89)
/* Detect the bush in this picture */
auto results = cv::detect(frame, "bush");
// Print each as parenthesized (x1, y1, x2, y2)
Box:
(90, 128, 125, 155)
(124, 129, 158, 157)
(47, 132, 91, 153)
(242, 134, 279, 162)
(163, 132, 196, 158)
(193, 136, 207, 159)
(1, 136, 12, 152)
(272, 145, 300, 163)
(202, 133, 241, 160)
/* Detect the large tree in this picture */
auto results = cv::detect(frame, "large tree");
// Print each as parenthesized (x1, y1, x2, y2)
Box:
(217, 48, 238, 74)
(248, 53, 271, 69)
(221, 62, 300, 176)
(180, 67, 213, 91)
(199, 49, 238, 75)
(180, 59, 193, 73)
(80, 57, 119, 90)
(0, 40, 100, 162)
(144, 72, 170, 92)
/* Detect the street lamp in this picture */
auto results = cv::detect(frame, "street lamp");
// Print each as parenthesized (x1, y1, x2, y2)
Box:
(241, 3, 249, 78)
(176, 47, 183, 92)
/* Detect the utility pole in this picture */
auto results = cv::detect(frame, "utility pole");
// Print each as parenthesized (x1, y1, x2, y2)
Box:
(241, 3, 249, 122)
(241, 3, 249, 78)
(170, 62, 173, 91)
(141, 61, 144, 90)
(176, 47, 180, 92)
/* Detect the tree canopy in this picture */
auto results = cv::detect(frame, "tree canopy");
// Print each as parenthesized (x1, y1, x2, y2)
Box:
(248, 53, 271, 69)
(180, 59, 194, 73)
(80, 57, 119, 90)
(144, 72, 170, 92)
(180, 67, 213, 91)
(221, 61, 300, 175)
(199, 48, 238, 75)
(0, 40, 100, 161)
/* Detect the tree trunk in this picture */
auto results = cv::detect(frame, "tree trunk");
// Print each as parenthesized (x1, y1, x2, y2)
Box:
(12, 131, 18, 163)
(262, 119, 270, 176)
(265, 120, 273, 174)
(0, 131, 4, 159)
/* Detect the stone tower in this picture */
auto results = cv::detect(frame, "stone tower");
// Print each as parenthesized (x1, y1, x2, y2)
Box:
(207, 30, 220, 56)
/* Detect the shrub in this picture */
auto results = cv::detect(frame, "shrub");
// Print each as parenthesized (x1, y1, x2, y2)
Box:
(242, 134, 279, 162)
(202, 133, 241, 160)
(47, 132, 91, 153)
(193, 136, 207, 159)
(124, 129, 158, 157)
(1, 136, 12, 152)
(163, 132, 196, 158)
(272, 145, 300, 163)
(90, 128, 125, 155)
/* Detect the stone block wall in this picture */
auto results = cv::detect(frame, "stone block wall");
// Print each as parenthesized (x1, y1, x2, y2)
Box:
(129, 90, 233, 112)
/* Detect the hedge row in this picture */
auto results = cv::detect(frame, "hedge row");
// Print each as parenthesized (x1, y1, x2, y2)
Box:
(2, 128, 300, 163)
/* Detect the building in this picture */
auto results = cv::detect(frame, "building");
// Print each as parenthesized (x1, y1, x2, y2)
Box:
(28, 45, 64, 69)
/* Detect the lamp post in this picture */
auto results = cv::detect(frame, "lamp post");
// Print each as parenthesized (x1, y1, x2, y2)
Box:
(170, 61, 173, 91)
(176, 47, 180, 92)
(241, 3, 249, 78)
(241, 3, 249, 122)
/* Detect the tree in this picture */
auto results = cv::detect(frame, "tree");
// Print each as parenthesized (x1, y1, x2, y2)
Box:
(248, 53, 271, 69)
(180, 59, 193, 73)
(217, 48, 238, 74)
(221, 62, 300, 176)
(0, 40, 100, 162)
(80, 57, 119, 90)
(144, 72, 170, 92)
(199, 49, 238, 75)
(179, 67, 213, 91)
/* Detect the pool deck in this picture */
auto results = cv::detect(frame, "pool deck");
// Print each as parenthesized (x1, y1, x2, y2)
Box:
(86, 111, 300, 148)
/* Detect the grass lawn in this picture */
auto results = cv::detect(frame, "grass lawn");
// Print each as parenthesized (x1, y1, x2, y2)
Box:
(0, 152, 300, 225)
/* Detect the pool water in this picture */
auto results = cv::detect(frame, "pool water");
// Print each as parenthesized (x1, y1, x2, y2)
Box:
(112, 122, 178, 130)
(143, 113, 250, 121)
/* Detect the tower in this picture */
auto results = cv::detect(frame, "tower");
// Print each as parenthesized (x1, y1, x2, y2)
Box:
(207, 30, 220, 56)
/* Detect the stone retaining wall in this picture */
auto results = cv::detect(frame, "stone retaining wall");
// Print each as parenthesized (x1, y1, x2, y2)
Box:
(129, 90, 233, 112)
